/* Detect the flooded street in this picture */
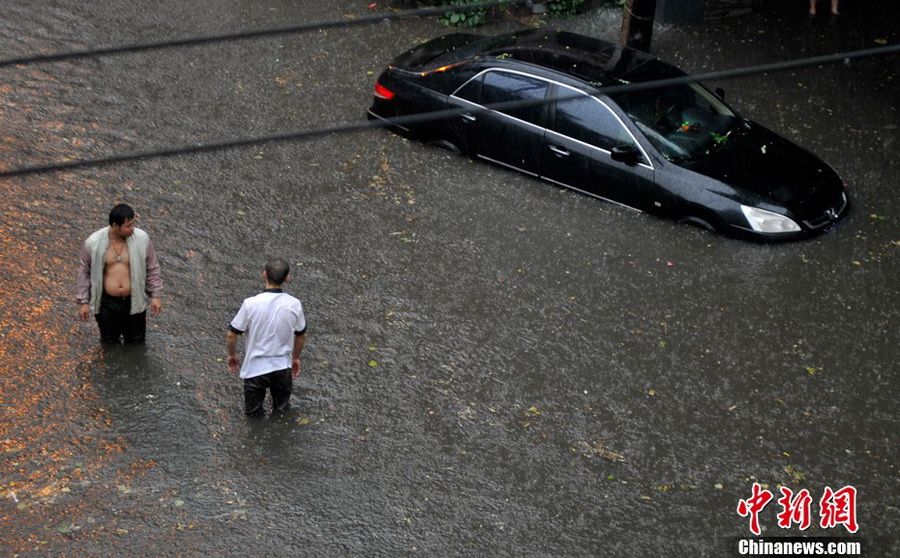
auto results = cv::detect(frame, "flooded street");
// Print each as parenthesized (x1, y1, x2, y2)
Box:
(1, 1, 897, 556)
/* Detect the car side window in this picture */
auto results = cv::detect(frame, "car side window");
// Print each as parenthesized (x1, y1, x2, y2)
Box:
(552, 94, 635, 152)
(454, 75, 483, 104)
(480, 71, 548, 126)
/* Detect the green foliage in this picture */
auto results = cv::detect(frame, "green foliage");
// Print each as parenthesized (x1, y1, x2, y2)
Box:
(439, 0, 501, 27)
(548, 0, 585, 16)
(429, 0, 624, 28)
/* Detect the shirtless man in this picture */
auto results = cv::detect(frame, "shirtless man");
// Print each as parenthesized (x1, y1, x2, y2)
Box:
(76, 204, 163, 343)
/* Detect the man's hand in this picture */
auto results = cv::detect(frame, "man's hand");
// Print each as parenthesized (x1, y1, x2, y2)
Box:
(78, 304, 91, 321)
(149, 297, 162, 317)
(291, 357, 301, 378)
(227, 354, 240, 374)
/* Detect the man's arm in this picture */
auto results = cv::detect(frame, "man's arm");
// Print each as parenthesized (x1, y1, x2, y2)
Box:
(145, 238, 163, 317)
(291, 333, 306, 378)
(226, 329, 241, 374)
(76, 244, 92, 321)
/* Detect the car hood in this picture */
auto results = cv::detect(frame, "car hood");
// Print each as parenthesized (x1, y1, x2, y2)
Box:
(681, 122, 839, 206)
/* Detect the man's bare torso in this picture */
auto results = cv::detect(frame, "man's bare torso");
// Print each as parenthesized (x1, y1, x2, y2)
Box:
(104, 242, 131, 297)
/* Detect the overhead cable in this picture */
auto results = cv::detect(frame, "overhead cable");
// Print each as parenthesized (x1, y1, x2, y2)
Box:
(1, 43, 897, 179)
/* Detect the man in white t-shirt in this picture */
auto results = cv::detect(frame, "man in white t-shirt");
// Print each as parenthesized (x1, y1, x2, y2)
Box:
(225, 257, 307, 417)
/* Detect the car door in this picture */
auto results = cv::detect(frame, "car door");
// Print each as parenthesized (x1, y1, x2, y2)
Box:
(464, 70, 550, 176)
(541, 85, 656, 211)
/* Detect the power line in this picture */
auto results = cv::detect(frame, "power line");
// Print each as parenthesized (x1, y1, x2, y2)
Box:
(1, 43, 897, 179)
(0, 0, 522, 69)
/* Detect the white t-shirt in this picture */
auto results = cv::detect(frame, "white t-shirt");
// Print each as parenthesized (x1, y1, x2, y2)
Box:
(229, 289, 307, 379)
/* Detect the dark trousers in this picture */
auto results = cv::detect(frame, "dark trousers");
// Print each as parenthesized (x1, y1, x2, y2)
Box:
(95, 292, 146, 344)
(244, 368, 293, 417)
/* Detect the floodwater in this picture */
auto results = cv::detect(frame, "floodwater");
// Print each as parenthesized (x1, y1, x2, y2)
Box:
(1, 1, 897, 556)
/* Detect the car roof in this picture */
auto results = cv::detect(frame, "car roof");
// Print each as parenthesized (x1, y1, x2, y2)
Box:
(451, 29, 685, 87)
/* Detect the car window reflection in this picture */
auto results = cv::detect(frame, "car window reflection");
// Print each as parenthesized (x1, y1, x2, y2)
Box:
(553, 95, 635, 152)
(481, 71, 548, 125)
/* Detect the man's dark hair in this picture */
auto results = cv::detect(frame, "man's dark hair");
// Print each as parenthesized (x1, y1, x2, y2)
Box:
(265, 257, 290, 286)
(109, 204, 135, 226)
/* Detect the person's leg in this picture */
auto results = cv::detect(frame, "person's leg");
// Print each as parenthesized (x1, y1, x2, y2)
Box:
(269, 368, 293, 413)
(96, 293, 125, 344)
(830, 0, 838, 14)
(809, 0, 817, 15)
(244, 375, 269, 418)
(123, 309, 147, 344)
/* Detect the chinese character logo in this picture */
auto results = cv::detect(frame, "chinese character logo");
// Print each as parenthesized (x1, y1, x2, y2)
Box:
(820, 486, 858, 533)
(776, 486, 812, 530)
(737, 482, 774, 536)
(737, 483, 858, 535)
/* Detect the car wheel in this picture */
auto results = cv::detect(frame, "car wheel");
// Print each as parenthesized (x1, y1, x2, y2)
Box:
(427, 138, 462, 154)
(678, 215, 718, 234)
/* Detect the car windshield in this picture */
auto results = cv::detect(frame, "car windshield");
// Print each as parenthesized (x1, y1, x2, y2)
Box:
(611, 82, 744, 162)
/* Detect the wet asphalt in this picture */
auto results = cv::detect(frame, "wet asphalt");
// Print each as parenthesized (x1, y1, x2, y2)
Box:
(0, 1, 897, 556)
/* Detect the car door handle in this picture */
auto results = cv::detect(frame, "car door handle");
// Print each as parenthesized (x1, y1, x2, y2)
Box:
(549, 145, 570, 157)
(461, 113, 477, 123)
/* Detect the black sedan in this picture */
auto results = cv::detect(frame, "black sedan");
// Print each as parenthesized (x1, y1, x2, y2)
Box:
(368, 30, 849, 241)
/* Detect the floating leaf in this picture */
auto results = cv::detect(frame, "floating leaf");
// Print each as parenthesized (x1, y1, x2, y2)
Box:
(590, 441, 624, 462)
(647, 389, 656, 397)
(526, 405, 541, 416)
(784, 465, 806, 483)
(368, 359, 378, 368)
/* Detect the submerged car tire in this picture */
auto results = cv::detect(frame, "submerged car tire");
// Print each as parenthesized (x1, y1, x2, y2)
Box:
(426, 138, 462, 154)
(678, 214, 719, 234)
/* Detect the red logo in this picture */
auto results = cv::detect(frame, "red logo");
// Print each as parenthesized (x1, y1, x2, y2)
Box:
(820, 486, 859, 533)
(776, 486, 813, 530)
(737, 482, 774, 536)
(737, 484, 858, 535)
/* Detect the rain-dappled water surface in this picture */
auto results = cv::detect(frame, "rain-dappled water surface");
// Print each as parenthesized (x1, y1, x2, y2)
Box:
(1, 1, 898, 556)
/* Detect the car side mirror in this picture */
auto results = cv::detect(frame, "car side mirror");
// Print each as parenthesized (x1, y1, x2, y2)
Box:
(611, 145, 641, 165)
(715, 87, 726, 100)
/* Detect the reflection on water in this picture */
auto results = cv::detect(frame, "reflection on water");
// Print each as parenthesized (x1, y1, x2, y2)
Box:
(0, 218, 122, 552)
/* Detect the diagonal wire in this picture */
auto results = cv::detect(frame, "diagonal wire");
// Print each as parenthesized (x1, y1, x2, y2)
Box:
(0, 1, 524, 69)
(1, 42, 898, 179)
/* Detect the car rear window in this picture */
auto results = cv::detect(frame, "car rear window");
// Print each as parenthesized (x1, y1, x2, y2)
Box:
(393, 34, 483, 71)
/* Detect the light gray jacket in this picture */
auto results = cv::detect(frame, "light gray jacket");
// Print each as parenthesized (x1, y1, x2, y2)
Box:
(75, 226, 163, 315)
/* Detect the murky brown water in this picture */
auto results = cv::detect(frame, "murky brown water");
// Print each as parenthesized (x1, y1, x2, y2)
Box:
(1, 1, 897, 556)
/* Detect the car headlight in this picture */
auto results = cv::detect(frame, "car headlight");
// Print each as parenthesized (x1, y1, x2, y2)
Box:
(740, 205, 801, 233)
